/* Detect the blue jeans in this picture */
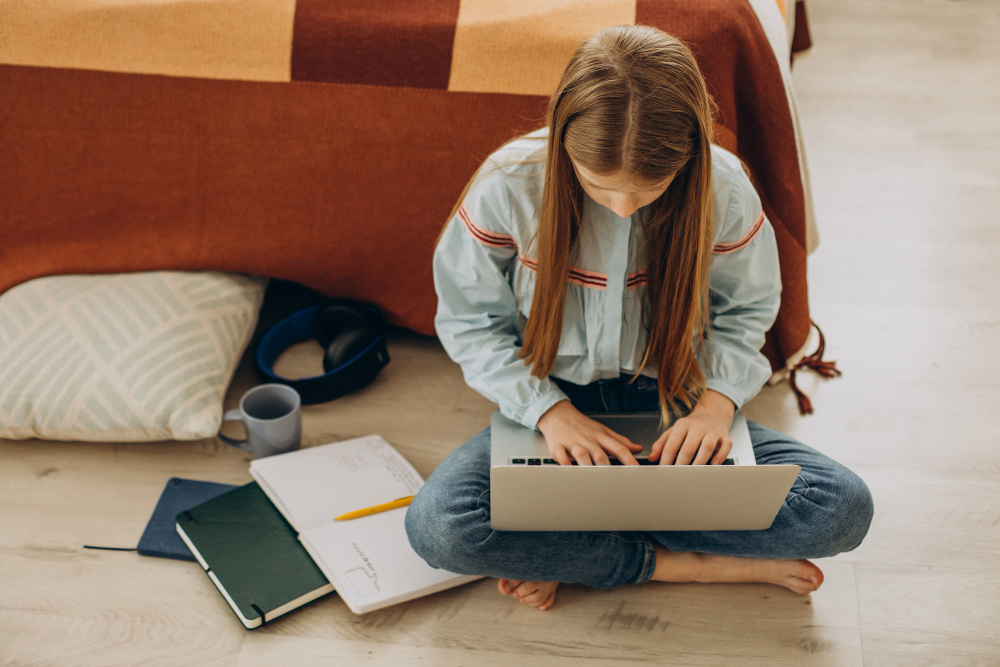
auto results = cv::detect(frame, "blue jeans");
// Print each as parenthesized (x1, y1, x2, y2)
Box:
(404, 374, 874, 589)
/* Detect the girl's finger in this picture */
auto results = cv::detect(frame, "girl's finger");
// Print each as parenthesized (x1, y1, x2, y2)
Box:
(570, 444, 594, 466)
(553, 445, 573, 466)
(674, 428, 706, 466)
(660, 424, 691, 465)
(583, 440, 611, 466)
(648, 430, 671, 461)
(692, 434, 719, 465)
(711, 437, 733, 464)
(599, 435, 639, 465)
(603, 426, 644, 451)
(539, 591, 555, 610)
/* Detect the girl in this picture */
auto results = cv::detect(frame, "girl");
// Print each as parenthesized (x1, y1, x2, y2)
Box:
(405, 25, 873, 611)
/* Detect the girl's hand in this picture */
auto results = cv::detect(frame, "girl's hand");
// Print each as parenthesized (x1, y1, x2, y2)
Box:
(536, 400, 643, 466)
(648, 390, 736, 465)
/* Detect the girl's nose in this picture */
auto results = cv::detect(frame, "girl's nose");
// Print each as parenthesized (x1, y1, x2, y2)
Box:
(609, 198, 639, 219)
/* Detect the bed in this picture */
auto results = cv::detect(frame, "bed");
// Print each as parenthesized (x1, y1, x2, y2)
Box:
(0, 0, 825, 409)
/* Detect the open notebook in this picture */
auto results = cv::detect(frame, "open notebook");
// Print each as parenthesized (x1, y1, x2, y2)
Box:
(249, 434, 482, 614)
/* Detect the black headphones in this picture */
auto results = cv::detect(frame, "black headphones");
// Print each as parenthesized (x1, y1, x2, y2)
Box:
(254, 297, 390, 405)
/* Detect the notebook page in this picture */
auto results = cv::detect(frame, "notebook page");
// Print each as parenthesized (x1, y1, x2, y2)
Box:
(730, 412, 757, 466)
(299, 507, 482, 614)
(249, 435, 424, 532)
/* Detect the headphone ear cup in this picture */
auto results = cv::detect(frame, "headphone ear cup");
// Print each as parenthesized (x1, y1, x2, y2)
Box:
(322, 327, 377, 373)
(313, 299, 382, 349)
(313, 303, 366, 349)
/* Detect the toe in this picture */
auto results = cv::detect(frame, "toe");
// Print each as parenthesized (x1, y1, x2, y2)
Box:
(521, 589, 549, 605)
(538, 591, 556, 611)
(797, 560, 824, 586)
(786, 577, 814, 594)
(498, 579, 522, 595)
(512, 582, 539, 600)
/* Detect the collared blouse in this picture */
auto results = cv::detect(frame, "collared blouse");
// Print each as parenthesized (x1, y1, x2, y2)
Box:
(432, 128, 781, 430)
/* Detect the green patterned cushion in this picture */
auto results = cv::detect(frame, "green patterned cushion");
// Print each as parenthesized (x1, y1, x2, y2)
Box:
(0, 271, 268, 442)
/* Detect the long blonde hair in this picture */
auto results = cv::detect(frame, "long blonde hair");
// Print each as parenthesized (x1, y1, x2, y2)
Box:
(438, 25, 717, 422)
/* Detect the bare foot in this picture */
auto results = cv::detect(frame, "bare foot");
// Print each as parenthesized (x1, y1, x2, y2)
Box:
(498, 578, 559, 610)
(651, 546, 824, 594)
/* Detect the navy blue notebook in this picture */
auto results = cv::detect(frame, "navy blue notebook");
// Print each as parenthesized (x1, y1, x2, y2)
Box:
(137, 477, 239, 561)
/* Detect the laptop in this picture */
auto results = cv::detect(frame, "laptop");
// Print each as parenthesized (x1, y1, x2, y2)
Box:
(489, 410, 800, 531)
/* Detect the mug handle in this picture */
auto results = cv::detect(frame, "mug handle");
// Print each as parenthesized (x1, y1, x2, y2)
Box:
(218, 409, 251, 452)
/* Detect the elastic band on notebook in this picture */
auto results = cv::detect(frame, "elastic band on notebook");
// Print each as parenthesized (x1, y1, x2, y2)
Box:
(251, 603, 266, 626)
(82, 545, 137, 551)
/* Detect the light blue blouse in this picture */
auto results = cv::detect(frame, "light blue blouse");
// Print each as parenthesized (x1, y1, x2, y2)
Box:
(432, 129, 781, 430)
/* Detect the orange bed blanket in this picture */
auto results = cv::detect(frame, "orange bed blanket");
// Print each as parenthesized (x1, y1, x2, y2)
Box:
(0, 0, 814, 377)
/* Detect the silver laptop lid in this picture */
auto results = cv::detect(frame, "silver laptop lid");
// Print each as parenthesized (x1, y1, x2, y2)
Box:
(488, 411, 800, 532)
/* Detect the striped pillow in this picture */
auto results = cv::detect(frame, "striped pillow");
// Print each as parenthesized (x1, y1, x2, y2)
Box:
(0, 271, 268, 442)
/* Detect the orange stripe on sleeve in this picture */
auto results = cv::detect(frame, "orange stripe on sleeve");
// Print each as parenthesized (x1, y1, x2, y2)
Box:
(713, 211, 766, 255)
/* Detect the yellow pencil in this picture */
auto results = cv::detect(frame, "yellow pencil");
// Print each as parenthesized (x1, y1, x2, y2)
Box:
(334, 495, 415, 521)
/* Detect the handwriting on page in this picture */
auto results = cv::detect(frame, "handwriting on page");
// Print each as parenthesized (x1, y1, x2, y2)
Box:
(377, 449, 423, 494)
(346, 567, 380, 596)
(329, 449, 382, 471)
(325, 441, 422, 495)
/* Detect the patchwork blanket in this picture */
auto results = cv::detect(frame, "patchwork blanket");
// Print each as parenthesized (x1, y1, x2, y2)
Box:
(0, 0, 817, 376)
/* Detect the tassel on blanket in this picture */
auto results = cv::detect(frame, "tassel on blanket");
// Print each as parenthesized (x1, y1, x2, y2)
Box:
(788, 322, 841, 415)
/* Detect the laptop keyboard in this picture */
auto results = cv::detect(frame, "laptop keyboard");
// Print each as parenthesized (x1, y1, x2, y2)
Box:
(509, 457, 735, 466)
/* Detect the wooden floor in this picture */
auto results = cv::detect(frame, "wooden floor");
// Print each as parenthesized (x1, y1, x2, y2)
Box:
(3, 1, 999, 664)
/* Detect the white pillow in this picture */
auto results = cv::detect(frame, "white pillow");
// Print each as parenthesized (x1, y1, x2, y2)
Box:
(0, 271, 268, 442)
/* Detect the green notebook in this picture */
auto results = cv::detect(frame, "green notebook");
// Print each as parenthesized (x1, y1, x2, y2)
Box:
(175, 482, 334, 629)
